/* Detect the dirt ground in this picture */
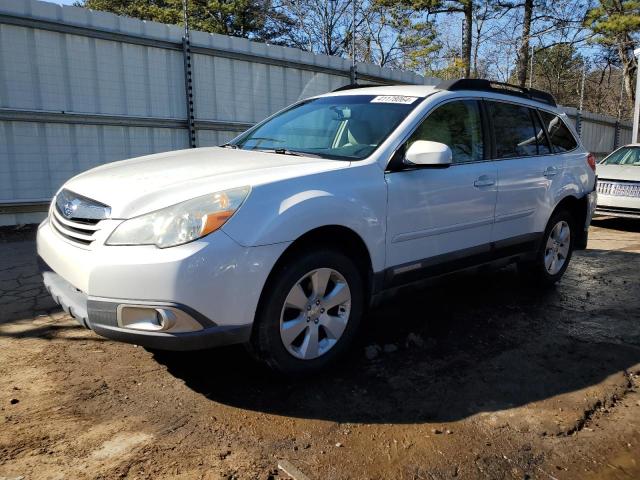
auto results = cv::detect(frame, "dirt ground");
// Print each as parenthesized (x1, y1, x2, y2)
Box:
(1, 217, 639, 480)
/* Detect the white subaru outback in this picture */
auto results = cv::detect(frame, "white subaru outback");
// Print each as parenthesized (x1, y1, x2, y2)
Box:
(38, 79, 597, 375)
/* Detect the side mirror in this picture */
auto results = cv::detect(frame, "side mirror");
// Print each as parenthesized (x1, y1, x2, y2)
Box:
(404, 141, 452, 167)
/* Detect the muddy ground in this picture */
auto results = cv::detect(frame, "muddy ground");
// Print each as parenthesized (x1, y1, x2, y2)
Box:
(1, 218, 639, 480)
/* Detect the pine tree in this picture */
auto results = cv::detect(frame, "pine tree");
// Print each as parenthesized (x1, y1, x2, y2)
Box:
(585, 0, 640, 103)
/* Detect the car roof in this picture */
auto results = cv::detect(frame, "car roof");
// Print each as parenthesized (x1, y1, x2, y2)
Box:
(323, 84, 439, 98)
(321, 82, 561, 111)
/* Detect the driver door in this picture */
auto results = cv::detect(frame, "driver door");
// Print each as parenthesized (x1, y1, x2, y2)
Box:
(384, 99, 498, 284)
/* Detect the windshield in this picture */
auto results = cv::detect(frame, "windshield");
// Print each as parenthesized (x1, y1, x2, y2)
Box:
(229, 94, 422, 160)
(601, 146, 640, 166)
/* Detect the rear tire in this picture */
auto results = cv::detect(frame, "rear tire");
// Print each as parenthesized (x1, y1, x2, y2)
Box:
(518, 209, 575, 285)
(250, 248, 365, 376)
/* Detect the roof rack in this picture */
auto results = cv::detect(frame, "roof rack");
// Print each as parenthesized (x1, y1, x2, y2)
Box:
(436, 78, 557, 107)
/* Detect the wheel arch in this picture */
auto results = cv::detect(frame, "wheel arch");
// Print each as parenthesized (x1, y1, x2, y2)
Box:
(551, 194, 589, 249)
(268, 224, 373, 293)
(253, 225, 375, 334)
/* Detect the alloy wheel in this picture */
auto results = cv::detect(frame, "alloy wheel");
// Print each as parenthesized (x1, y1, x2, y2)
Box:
(544, 220, 571, 275)
(279, 268, 351, 360)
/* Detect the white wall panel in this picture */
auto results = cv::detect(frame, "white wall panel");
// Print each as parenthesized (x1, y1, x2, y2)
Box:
(0, 121, 189, 202)
(197, 129, 238, 147)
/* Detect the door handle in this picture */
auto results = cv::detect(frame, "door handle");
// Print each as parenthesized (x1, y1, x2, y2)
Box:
(474, 175, 495, 188)
(543, 166, 558, 178)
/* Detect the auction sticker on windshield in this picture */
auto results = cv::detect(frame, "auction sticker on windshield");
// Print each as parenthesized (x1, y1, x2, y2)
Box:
(370, 95, 419, 104)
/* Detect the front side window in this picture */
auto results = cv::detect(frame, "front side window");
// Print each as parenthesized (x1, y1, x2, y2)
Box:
(601, 146, 640, 166)
(489, 102, 539, 159)
(231, 95, 421, 160)
(407, 100, 484, 163)
(538, 111, 578, 153)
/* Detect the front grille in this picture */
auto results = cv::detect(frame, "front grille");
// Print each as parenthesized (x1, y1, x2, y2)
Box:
(49, 189, 110, 247)
(597, 180, 640, 198)
(50, 203, 102, 246)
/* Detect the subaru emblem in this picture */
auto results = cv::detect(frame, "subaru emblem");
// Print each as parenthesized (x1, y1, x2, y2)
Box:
(63, 201, 74, 218)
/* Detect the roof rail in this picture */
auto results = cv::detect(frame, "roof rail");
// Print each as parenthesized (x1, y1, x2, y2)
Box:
(436, 78, 557, 107)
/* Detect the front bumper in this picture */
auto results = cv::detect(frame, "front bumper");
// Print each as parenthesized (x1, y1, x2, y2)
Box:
(37, 218, 290, 350)
(596, 192, 640, 219)
(41, 265, 251, 350)
(595, 206, 640, 219)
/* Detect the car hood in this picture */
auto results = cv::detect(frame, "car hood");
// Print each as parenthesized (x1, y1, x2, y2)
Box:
(597, 164, 640, 182)
(62, 147, 348, 218)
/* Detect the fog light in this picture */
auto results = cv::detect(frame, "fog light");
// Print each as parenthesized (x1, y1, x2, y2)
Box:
(116, 304, 202, 333)
(155, 308, 177, 330)
(118, 306, 162, 331)
(155, 310, 164, 328)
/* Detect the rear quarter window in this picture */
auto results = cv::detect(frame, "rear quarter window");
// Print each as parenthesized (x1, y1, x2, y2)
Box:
(538, 111, 578, 153)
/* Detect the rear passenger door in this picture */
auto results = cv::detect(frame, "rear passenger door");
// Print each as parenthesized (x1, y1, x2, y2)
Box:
(489, 101, 564, 246)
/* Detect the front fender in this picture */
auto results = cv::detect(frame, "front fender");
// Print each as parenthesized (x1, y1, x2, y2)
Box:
(222, 165, 387, 271)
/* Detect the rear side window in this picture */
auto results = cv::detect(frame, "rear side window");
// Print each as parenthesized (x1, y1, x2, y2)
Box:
(532, 112, 552, 155)
(489, 102, 539, 158)
(538, 111, 578, 153)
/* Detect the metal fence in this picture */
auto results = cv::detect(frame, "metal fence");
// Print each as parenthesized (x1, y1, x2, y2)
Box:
(564, 107, 633, 159)
(0, 0, 633, 226)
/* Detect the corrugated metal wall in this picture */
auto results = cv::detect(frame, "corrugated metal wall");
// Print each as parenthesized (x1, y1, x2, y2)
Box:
(0, 0, 633, 226)
(563, 107, 633, 159)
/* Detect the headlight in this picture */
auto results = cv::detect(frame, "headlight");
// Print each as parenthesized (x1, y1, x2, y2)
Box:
(106, 186, 250, 248)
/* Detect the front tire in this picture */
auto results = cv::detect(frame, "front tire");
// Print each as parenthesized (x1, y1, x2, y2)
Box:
(519, 209, 575, 285)
(251, 249, 365, 376)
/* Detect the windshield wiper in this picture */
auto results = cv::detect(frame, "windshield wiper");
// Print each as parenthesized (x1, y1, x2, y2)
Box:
(220, 143, 238, 149)
(245, 137, 284, 145)
(272, 148, 324, 158)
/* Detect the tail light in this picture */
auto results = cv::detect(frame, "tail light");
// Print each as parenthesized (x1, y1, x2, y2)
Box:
(587, 153, 596, 172)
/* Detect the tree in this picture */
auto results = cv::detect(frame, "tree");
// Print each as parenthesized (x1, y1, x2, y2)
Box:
(516, 0, 532, 87)
(360, 3, 440, 69)
(526, 43, 630, 118)
(380, 0, 474, 77)
(272, 0, 353, 56)
(491, 0, 591, 88)
(271, 0, 441, 71)
(585, 0, 640, 103)
(585, 53, 631, 118)
(471, 0, 495, 77)
(77, 0, 280, 41)
(528, 43, 584, 105)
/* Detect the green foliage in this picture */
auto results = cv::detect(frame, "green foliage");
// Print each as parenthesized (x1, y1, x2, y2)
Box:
(361, 1, 441, 68)
(77, 0, 278, 39)
(378, 0, 468, 13)
(585, 0, 639, 103)
(400, 18, 441, 71)
(585, 0, 640, 47)
(526, 44, 584, 105)
(379, 0, 472, 75)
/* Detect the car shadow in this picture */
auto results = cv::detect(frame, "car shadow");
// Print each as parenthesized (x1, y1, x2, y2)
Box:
(152, 249, 640, 424)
